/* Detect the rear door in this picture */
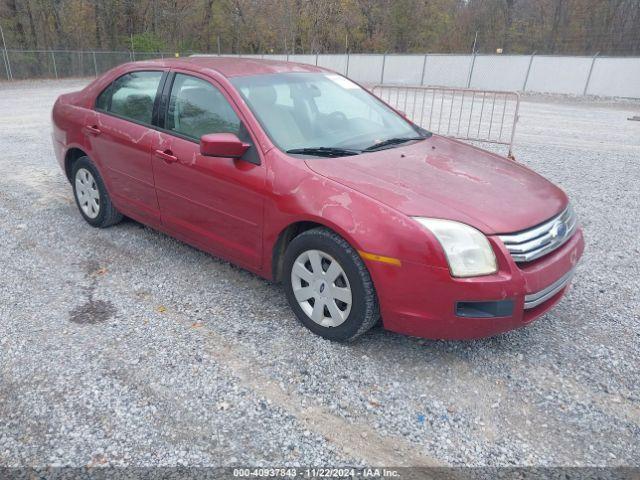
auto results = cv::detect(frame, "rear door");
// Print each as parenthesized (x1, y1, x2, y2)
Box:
(151, 71, 265, 269)
(86, 70, 166, 226)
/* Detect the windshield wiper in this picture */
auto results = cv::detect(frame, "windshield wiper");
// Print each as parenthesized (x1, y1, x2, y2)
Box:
(362, 136, 427, 152)
(286, 147, 360, 157)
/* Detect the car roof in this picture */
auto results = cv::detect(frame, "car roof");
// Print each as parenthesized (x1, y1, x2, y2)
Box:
(132, 56, 327, 78)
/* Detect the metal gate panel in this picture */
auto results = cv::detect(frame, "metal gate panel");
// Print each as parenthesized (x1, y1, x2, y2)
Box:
(371, 85, 520, 157)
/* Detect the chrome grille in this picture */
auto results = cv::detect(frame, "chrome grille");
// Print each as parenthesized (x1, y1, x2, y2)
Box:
(524, 267, 575, 309)
(499, 205, 578, 263)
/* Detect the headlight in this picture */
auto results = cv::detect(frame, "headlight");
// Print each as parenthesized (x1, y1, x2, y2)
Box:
(413, 217, 497, 277)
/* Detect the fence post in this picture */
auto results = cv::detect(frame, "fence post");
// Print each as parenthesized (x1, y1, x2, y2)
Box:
(583, 52, 599, 96)
(315, 53, 318, 66)
(92, 51, 98, 76)
(1, 49, 9, 81)
(345, 51, 350, 76)
(380, 53, 386, 84)
(0, 24, 12, 80)
(466, 52, 477, 88)
(522, 51, 535, 92)
(51, 51, 58, 79)
(420, 54, 428, 85)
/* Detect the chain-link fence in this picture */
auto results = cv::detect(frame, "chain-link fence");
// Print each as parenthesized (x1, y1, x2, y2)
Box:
(2, 49, 639, 98)
(0, 49, 190, 81)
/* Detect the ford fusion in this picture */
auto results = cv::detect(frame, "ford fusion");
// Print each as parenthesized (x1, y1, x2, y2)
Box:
(52, 57, 584, 341)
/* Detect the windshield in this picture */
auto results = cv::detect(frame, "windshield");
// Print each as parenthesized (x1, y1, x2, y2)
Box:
(231, 72, 426, 154)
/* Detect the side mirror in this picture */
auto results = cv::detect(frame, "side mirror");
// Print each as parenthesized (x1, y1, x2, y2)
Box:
(200, 133, 249, 159)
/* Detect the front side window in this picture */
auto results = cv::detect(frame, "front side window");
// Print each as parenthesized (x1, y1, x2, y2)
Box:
(100, 71, 163, 124)
(231, 72, 424, 153)
(166, 74, 241, 140)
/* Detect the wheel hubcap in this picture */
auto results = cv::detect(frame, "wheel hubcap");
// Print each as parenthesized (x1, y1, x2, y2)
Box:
(75, 168, 100, 219)
(291, 250, 352, 327)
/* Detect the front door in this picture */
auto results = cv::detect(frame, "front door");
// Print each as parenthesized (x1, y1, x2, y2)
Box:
(151, 72, 265, 269)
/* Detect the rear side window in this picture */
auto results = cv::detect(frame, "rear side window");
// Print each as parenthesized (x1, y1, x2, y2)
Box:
(97, 71, 163, 125)
(166, 74, 241, 140)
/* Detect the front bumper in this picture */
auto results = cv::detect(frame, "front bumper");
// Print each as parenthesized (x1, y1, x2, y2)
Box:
(366, 227, 584, 340)
(523, 267, 575, 309)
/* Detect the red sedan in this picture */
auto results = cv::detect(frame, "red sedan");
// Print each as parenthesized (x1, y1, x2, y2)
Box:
(52, 57, 584, 341)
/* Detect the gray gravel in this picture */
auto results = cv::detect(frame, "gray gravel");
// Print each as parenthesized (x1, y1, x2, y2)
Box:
(0, 78, 639, 467)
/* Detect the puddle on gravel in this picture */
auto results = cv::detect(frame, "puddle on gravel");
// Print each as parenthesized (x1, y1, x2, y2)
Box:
(68, 259, 117, 324)
(69, 299, 117, 324)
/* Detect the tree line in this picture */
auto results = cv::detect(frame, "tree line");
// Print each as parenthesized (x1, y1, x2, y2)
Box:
(1, 0, 639, 55)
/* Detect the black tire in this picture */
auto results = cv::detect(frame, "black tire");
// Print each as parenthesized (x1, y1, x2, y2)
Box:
(283, 227, 380, 342)
(71, 156, 123, 228)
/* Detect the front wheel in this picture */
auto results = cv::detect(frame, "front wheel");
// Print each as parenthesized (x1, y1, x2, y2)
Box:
(283, 228, 380, 342)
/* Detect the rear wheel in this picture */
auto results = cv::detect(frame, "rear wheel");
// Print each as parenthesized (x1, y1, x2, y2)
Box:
(71, 156, 122, 228)
(283, 228, 379, 341)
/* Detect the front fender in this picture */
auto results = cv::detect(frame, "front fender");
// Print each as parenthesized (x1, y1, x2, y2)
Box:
(262, 152, 448, 279)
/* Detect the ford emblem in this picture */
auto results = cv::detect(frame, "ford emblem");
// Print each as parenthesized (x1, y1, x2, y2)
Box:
(550, 221, 567, 239)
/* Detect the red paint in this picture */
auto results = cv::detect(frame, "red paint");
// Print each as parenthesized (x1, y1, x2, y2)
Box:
(52, 57, 584, 340)
(83, 109, 161, 226)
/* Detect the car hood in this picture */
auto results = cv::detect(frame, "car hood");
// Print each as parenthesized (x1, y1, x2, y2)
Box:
(304, 135, 568, 234)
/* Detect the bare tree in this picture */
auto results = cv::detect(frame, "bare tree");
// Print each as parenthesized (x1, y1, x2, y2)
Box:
(0, 0, 638, 54)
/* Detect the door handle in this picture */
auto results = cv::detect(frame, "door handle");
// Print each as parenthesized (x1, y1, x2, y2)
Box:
(154, 149, 178, 163)
(83, 125, 101, 136)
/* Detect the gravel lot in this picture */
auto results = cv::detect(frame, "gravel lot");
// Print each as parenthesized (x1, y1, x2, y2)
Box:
(0, 78, 639, 468)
